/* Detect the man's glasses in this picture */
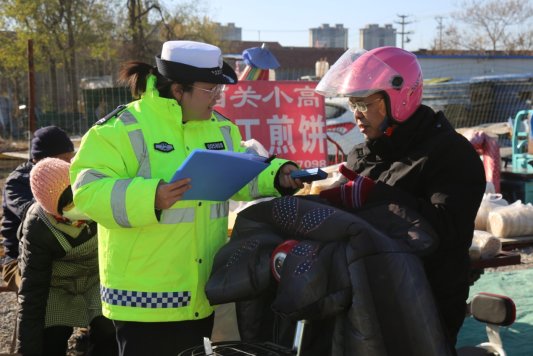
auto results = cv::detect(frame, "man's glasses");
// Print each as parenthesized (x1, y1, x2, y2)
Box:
(191, 84, 227, 98)
(348, 97, 383, 112)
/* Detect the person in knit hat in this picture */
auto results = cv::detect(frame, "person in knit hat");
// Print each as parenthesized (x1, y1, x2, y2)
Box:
(30, 126, 75, 161)
(16, 157, 118, 356)
(30, 158, 71, 216)
(1, 125, 75, 293)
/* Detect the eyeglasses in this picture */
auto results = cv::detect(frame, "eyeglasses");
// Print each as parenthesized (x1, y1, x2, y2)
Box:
(348, 97, 383, 112)
(191, 84, 226, 98)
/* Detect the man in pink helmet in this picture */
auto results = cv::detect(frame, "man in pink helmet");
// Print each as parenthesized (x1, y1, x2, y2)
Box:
(316, 46, 486, 350)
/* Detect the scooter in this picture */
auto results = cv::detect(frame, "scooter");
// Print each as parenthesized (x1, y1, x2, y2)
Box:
(177, 240, 305, 356)
(457, 292, 516, 356)
(179, 242, 516, 356)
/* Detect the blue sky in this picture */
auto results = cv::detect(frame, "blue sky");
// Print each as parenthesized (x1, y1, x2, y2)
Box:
(163, 0, 462, 51)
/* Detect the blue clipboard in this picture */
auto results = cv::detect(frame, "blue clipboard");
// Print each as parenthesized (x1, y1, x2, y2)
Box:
(170, 149, 270, 201)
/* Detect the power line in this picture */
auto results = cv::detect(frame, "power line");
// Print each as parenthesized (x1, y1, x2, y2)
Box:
(395, 14, 413, 49)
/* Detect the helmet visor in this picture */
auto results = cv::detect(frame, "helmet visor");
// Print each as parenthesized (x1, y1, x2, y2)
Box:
(315, 48, 403, 97)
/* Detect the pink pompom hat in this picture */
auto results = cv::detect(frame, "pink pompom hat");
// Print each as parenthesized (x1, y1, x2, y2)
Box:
(30, 157, 71, 216)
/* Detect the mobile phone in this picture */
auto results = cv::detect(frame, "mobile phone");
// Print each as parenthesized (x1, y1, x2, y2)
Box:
(290, 168, 328, 182)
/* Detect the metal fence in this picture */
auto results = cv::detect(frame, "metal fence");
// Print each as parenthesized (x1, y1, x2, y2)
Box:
(423, 74, 533, 129)
(0, 60, 531, 142)
(0, 57, 129, 141)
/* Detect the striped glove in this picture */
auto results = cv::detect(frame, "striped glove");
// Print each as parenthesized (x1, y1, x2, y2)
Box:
(319, 164, 375, 209)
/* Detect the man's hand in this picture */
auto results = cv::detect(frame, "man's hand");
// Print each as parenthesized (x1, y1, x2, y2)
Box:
(155, 178, 191, 210)
(319, 165, 375, 208)
(278, 164, 304, 190)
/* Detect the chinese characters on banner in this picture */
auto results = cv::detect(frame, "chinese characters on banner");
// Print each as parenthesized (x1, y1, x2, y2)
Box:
(216, 81, 327, 168)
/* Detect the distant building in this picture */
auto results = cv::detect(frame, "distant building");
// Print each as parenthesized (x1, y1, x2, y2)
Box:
(359, 24, 396, 50)
(309, 24, 348, 49)
(216, 22, 242, 41)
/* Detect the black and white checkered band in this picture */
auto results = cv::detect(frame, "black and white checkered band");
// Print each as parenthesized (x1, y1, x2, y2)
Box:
(101, 286, 191, 308)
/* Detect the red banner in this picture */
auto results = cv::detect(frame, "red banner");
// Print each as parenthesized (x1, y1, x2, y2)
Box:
(215, 81, 327, 168)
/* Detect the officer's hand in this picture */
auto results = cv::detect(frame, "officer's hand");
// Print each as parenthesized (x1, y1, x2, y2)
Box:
(278, 164, 304, 190)
(155, 179, 192, 210)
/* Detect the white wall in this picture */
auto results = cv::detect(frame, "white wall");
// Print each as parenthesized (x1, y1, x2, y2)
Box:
(417, 55, 533, 79)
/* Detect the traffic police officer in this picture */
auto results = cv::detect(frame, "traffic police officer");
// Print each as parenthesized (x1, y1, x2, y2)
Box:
(70, 40, 303, 356)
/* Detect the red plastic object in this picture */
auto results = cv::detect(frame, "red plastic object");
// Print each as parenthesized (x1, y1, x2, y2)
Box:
(270, 240, 299, 282)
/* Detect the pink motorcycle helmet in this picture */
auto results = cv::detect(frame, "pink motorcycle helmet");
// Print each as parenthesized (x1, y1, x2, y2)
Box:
(315, 46, 423, 123)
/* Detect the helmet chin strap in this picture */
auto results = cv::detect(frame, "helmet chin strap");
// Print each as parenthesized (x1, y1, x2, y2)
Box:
(379, 115, 396, 137)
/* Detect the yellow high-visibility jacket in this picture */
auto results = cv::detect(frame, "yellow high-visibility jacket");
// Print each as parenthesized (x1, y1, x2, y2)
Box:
(70, 75, 291, 322)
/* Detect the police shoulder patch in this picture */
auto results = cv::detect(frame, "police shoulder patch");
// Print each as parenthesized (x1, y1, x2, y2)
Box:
(154, 142, 175, 152)
(95, 104, 127, 126)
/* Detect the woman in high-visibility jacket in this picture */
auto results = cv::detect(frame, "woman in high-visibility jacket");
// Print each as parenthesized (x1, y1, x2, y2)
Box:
(70, 40, 303, 356)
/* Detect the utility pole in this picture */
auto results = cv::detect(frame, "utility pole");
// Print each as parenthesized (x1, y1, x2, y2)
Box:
(395, 14, 413, 49)
(435, 16, 444, 50)
(28, 39, 36, 137)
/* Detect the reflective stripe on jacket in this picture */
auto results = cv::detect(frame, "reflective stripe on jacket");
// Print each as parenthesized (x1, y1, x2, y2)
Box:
(70, 75, 289, 322)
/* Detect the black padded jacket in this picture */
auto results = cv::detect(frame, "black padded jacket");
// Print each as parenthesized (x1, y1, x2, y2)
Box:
(1, 160, 34, 260)
(207, 196, 454, 356)
(346, 105, 486, 343)
(16, 203, 97, 355)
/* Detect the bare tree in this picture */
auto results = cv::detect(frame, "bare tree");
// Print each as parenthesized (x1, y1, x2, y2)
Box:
(160, 1, 220, 46)
(505, 29, 533, 51)
(435, 24, 464, 50)
(440, 0, 533, 51)
(122, 0, 169, 61)
(0, 0, 117, 113)
(117, 0, 222, 61)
